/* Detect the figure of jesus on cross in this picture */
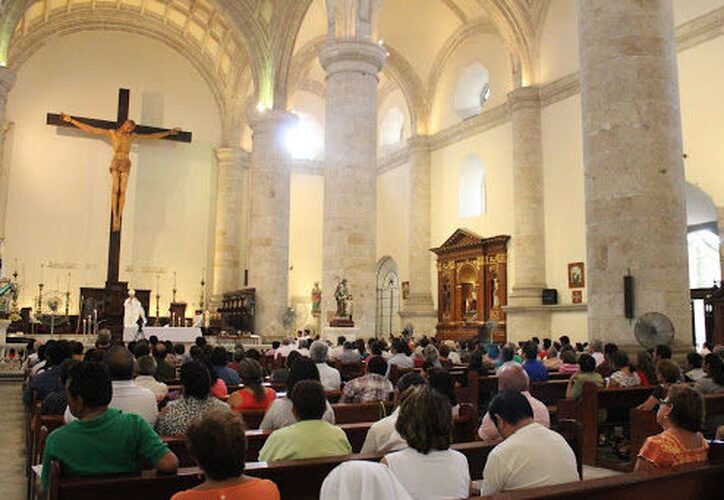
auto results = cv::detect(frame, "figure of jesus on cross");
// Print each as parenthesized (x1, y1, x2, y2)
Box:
(59, 113, 180, 232)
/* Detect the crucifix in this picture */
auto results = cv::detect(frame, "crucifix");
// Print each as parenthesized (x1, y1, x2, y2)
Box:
(46, 88, 192, 284)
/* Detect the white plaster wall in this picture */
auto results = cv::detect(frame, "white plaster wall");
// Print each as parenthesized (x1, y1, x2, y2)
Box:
(550, 311, 588, 344)
(541, 95, 586, 305)
(678, 36, 724, 204)
(429, 122, 514, 308)
(538, 0, 579, 84)
(429, 34, 513, 134)
(4, 31, 220, 313)
(288, 173, 324, 303)
(378, 87, 411, 154)
(377, 163, 410, 281)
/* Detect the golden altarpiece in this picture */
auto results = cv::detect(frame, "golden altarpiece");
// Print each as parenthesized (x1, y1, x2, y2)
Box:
(431, 229, 509, 343)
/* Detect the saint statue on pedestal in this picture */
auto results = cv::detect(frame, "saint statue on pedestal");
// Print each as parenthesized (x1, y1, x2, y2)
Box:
(311, 282, 322, 315)
(334, 279, 352, 318)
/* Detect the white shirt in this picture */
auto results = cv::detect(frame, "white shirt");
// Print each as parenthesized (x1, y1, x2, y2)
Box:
(134, 375, 169, 402)
(123, 297, 147, 327)
(480, 422, 579, 496)
(65, 380, 159, 426)
(361, 407, 407, 454)
(276, 344, 296, 358)
(329, 345, 345, 360)
(317, 363, 342, 391)
(592, 352, 605, 367)
(449, 351, 462, 365)
(386, 354, 414, 377)
(320, 461, 412, 500)
(385, 447, 470, 500)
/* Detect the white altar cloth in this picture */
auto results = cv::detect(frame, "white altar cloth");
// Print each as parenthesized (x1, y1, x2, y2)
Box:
(123, 326, 201, 343)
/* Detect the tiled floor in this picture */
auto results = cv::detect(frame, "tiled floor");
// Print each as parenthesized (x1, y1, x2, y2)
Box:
(0, 382, 26, 500)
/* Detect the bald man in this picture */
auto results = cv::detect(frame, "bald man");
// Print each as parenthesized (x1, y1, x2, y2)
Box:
(477, 363, 550, 445)
(65, 346, 158, 426)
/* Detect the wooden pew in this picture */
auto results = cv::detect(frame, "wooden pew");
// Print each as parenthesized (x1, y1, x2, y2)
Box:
(45, 423, 584, 500)
(334, 361, 365, 381)
(475, 442, 724, 499)
(557, 383, 655, 465)
(387, 365, 420, 386)
(332, 401, 395, 424)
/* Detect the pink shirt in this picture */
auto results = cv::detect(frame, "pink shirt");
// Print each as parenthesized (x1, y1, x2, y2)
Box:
(477, 391, 550, 445)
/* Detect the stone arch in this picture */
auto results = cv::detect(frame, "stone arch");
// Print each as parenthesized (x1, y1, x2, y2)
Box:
(376, 256, 400, 337)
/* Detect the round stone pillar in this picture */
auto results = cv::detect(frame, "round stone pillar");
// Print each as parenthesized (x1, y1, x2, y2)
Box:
(320, 40, 386, 338)
(578, 0, 690, 344)
(506, 86, 550, 340)
(248, 109, 296, 337)
(0, 66, 15, 245)
(399, 135, 437, 335)
(210, 147, 245, 303)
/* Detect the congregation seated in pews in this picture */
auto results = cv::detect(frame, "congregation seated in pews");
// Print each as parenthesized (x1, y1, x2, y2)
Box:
(20, 330, 724, 499)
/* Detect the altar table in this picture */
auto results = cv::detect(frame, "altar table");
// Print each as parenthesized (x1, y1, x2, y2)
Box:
(123, 326, 201, 343)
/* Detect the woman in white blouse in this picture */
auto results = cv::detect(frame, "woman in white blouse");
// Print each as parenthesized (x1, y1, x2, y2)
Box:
(382, 386, 471, 500)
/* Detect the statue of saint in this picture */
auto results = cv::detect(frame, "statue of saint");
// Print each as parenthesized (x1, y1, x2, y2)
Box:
(123, 289, 147, 328)
(334, 279, 351, 318)
(311, 282, 322, 314)
(60, 113, 180, 231)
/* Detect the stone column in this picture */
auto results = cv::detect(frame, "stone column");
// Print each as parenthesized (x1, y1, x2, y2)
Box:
(0, 66, 15, 246)
(320, 41, 386, 337)
(210, 147, 245, 304)
(578, 0, 690, 345)
(399, 135, 437, 335)
(247, 109, 296, 337)
(505, 86, 550, 340)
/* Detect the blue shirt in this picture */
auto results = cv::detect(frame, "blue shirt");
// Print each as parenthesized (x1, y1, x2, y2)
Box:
(23, 365, 63, 405)
(214, 365, 241, 386)
(522, 359, 549, 382)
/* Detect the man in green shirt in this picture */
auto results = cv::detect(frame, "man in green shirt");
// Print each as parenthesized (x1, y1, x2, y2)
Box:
(259, 380, 352, 462)
(40, 361, 178, 491)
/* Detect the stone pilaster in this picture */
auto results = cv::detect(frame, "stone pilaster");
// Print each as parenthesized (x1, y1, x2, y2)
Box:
(0, 66, 15, 245)
(210, 147, 245, 304)
(578, 0, 690, 345)
(718, 206, 724, 282)
(320, 40, 386, 337)
(505, 86, 550, 339)
(399, 135, 437, 335)
(247, 110, 296, 337)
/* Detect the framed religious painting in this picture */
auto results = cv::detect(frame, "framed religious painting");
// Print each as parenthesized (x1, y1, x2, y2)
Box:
(568, 262, 585, 289)
(402, 281, 410, 299)
(572, 290, 583, 304)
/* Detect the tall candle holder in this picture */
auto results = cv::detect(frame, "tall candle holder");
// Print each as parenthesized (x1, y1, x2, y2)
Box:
(199, 276, 206, 311)
(37, 283, 44, 315)
(154, 292, 161, 327)
(9, 270, 20, 322)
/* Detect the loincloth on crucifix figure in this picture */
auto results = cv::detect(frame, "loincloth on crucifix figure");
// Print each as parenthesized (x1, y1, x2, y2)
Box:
(60, 113, 180, 231)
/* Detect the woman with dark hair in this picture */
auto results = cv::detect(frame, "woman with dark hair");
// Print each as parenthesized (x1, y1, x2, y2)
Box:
(382, 386, 470, 499)
(260, 357, 335, 430)
(206, 360, 228, 400)
(156, 361, 229, 435)
(228, 359, 276, 411)
(566, 353, 603, 400)
(557, 349, 579, 375)
(172, 409, 279, 500)
(635, 385, 708, 471)
(270, 350, 301, 385)
(635, 351, 658, 386)
(607, 351, 641, 388)
(638, 360, 682, 411)
(694, 353, 724, 394)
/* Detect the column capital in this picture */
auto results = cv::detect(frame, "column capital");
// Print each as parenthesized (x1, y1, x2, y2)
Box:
(215, 147, 248, 166)
(0, 66, 15, 97)
(507, 86, 541, 112)
(248, 109, 297, 136)
(319, 40, 386, 78)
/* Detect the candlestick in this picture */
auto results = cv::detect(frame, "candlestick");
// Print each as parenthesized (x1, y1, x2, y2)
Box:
(64, 290, 70, 317)
(199, 270, 206, 311)
(154, 292, 160, 326)
(37, 283, 44, 315)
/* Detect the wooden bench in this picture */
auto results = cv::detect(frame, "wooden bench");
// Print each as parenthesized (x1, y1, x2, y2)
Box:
(475, 442, 724, 499)
(43, 421, 583, 500)
(557, 383, 655, 465)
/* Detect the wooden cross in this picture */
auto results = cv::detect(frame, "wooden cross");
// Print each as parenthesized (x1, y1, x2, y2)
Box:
(46, 88, 192, 285)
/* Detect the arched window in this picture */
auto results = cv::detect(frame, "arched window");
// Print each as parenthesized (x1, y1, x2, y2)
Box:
(458, 154, 486, 218)
(380, 107, 405, 148)
(454, 63, 491, 119)
(285, 112, 324, 160)
(375, 257, 400, 337)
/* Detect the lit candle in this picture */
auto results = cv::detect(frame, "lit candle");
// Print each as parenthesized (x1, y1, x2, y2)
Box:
(173, 271, 177, 289)
(40, 262, 44, 284)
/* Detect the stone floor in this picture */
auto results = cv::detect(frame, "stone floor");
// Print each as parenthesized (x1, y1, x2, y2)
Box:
(0, 381, 26, 500)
